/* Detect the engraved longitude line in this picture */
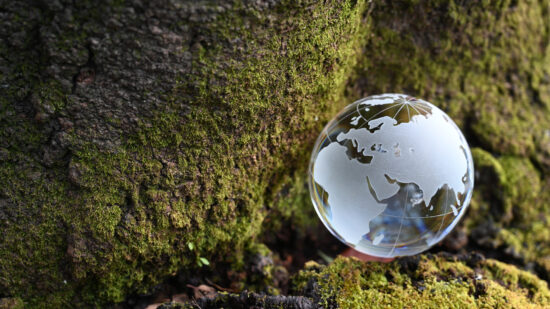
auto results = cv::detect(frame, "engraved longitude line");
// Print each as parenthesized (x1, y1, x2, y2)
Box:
(356, 102, 364, 122)
(392, 103, 406, 120)
(366, 104, 400, 122)
(413, 102, 429, 110)
(324, 106, 356, 143)
(413, 104, 430, 114)
(356, 103, 397, 130)
(387, 188, 408, 257)
(406, 105, 411, 120)
(434, 188, 450, 239)
(379, 207, 464, 219)
(408, 104, 423, 115)
(315, 184, 330, 220)
(324, 129, 333, 142)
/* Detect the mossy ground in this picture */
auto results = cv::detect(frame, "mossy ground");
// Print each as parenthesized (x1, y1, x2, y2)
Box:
(292, 254, 550, 309)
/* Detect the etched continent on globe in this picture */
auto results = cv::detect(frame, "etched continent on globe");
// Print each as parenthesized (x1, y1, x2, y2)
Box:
(308, 94, 474, 257)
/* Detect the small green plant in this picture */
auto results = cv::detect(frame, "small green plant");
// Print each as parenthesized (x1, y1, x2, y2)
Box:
(188, 242, 210, 267)
(317, 250, 334, 264)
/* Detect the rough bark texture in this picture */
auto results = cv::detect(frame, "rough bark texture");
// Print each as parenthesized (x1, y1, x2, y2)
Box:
(0, 0, 549, 307)
(1, 0, 369, 306)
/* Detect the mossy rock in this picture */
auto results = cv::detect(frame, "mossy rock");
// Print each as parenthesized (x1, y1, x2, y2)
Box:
(292, 254, 550, 309)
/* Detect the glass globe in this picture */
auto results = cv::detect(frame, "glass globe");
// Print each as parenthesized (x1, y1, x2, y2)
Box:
(308, 94, 474, 258)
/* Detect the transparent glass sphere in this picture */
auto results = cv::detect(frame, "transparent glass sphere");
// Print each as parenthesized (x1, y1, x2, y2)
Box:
(308, 94, 474, 258)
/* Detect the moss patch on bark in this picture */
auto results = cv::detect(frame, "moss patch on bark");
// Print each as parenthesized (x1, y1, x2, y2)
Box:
(267, 0, 550, 284)
(0, 0, 371, 306)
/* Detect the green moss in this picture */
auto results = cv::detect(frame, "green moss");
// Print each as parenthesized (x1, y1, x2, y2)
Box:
(348, 0, 550, 281)
(261, 169, 319, 237)
(67, 1, 371, 305)
(1, 0, 372, 306)
(0, 298, 24, 309)
(353, 0, 550, 156)
(293, 255, 550, 309)
(466, 148, 550, 269)
(268, 0, 550, 278)
(2, 0, 550, 307)
(468, 148, 511, 224)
